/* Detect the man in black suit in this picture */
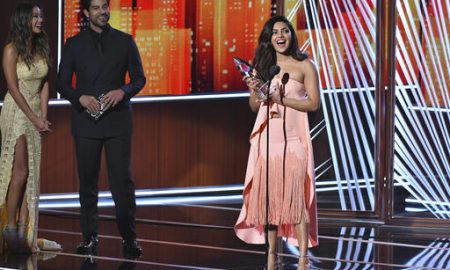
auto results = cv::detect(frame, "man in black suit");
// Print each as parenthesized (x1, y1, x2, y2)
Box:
(57, 0, 145, 259)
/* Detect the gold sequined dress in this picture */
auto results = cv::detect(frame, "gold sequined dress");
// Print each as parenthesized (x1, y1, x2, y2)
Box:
(0, 59, 48, 250)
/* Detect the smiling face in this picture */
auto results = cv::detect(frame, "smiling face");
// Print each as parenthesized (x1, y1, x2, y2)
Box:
(83, 0, 110, 33)
(271, 21, 292, 55)
(31, 6, 43, 34)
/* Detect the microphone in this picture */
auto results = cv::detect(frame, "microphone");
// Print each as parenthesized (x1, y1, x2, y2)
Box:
(281, 72, 289, 85)
(268, 65, 281, 80)
(254, 65, 280, 100)
(280, 73, 289, 103)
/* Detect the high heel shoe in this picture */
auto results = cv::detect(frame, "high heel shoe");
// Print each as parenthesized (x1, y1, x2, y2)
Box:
(37, 238, 62, 251)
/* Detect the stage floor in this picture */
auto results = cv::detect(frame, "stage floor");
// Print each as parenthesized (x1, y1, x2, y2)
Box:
(1, 193, 449, 270)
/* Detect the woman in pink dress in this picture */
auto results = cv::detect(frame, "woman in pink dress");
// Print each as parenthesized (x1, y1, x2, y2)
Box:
(234, 16, 320, 270)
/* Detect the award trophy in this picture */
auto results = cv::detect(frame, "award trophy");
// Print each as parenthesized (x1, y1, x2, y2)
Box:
(86, 93, 107, 121)
(233, 57, 254, 78)
(233, 57, 271, 100)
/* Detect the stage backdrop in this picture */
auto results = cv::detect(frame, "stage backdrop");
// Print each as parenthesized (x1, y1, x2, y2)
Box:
(62, 0, 272, 95)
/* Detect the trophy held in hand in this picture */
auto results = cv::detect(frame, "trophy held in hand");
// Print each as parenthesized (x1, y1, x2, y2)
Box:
(233, 57, 274, 101)
(86, 93, 107, 121)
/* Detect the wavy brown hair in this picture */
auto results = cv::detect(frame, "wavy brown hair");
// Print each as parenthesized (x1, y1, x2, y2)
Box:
(253, 15, 307, 81)
(7, 2, 50, 69)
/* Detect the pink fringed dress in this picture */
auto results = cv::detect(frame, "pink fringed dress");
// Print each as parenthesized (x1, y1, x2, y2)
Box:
(235, 77, 318, 248)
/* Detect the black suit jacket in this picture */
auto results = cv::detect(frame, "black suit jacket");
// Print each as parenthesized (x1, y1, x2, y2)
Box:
(57, 26, 146, 138)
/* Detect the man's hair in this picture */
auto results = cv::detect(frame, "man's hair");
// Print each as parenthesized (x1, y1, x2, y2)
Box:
(81, 0, 110, 11)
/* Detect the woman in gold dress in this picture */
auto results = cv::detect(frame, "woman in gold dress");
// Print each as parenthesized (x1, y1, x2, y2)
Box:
(0, 2, 60, 253)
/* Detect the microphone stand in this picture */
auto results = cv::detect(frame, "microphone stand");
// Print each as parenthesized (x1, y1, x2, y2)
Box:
(263, 68, 285, 262)
(264, 66, 279, 258)
(265, 78, 271, 258)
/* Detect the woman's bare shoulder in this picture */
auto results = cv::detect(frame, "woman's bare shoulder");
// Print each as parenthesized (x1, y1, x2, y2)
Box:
(298, 58, 317, 70)
(3, 43, 18, 58)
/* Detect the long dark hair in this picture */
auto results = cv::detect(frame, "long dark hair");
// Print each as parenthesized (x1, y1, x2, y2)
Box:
(253, 15, 307, 81)
(7, 2, 50, 68)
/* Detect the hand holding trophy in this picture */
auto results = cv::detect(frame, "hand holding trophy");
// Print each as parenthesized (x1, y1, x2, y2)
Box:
(86, 93, 107, 121)
(233, 57, 274, 101)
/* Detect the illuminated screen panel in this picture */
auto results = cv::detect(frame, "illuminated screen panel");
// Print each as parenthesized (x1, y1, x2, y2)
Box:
(61, 0, 272, 96)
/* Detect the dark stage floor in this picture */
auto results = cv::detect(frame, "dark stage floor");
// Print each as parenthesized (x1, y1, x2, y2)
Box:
(2, 188, 450, 270)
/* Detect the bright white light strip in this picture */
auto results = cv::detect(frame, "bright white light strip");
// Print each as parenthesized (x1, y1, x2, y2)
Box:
(306, 0, 347, 210)
(357, 0, 376, 38)
(316, 178, 374, 187)
(300, 39, 311, 52)
(406, 241, 450, 269)
(405, 207, 434, 213)
(310, 119, 325, 135)
(413, 0, 450, 151)
(286, 0, 303, 22)
(330, 227, 375, 270)
(431, 1, 450, 106)
(420, 9, 450, 160)
(406, 198, 450, 207)
(395, 2, 446, 215)
(39, 195, 243, 209)
(365, 228, 376, 266)
(395, 135, 447, 217)
(395, 160, 445, 218)
(314, 157, 332, 172)
(314, 164, 332, 180)
(393, 0, 450, 218)
(342, 0, 377, 116)
(48, 92, 250, 107)
(419, 0, 450, 110)
(395, 107, 449, 203)
(321, 86, 374, 94)
(320, 0, 368, 210)
(344, 227, 358, 262)
(311, 121, 326, 140)
(436, 2, 450, 100)
(396, 21, 450, 185)
(334, 227, 345, 269)
(329, 0, 376, 208)
(316, 185, 374, 193)
(39, 185, 244, 200)
(344, 0, 377, 79)
(408, 106, 450, 113)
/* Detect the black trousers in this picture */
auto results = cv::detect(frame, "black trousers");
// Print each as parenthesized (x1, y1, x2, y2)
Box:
(74, 135, 136, 242)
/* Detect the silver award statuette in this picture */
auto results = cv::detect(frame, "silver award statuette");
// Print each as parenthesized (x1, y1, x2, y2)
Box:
(86, 93, 107, 121)
(233, 57, 254, 78)
(233, 57, 269, 100)
(254, 80, 270, 100)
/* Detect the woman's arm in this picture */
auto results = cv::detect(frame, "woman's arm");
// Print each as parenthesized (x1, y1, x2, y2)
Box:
(244, 76, 263, 112)
(2, 44, 48, 131)
(40, 81, 49, 119)
(39, 81, 52, 132)
(272, 59, 321, 112)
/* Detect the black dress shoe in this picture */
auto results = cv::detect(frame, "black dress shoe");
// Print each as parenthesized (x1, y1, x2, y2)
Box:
(76, 236, 98, 255)
(122, 240, 143, 259)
